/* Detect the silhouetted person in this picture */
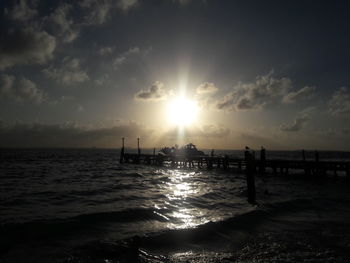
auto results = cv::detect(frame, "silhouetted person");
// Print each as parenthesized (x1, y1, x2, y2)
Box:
(211, 149, 214, 157)
(302, 149, 306, 161)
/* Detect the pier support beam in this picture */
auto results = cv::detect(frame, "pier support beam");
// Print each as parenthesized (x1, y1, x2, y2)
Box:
(245, 149, 256, 204)
(137, 138, 141, 156)
(119, 137, 125, 163)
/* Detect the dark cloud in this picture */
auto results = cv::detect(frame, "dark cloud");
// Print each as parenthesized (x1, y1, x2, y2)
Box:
(0, 121, 152, 148)
(94, 74, 109, 86)
(112, 47, 151, 69)
(43, 57, 89, 85)
(79, 0, 139, 25)
(282, 86, 316, 103)
(47, 3, 79, 43)
(329, 87, 350, 115)
(215, 92, 236, 111)
(79, 0, 114, 25)
(196, 82, 218, 94)
(280, 114, 309, 132)
(174, 0, 196, 5)
(4, 0, 38, 21)
(0, 27, 56, 70)
(0, 74, 46, 103)
(99, 46, 115, 56)
(215, 72, 293, 111)
(135, 81, 167, 101)
(117, 0, 139, 11)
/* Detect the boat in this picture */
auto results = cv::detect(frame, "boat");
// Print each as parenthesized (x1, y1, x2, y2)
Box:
(158, 143, 206, 157)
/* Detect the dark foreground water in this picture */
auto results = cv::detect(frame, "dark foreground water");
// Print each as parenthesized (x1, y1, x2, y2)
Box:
(1, 149, 350, 262)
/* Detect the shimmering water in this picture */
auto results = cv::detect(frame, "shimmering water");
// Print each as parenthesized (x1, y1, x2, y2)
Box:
(0, 149, 253, 236)
(1, 148, 350, 262)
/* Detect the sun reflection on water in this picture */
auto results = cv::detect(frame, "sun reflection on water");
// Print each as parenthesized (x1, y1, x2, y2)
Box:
(163, 170, 210, 229)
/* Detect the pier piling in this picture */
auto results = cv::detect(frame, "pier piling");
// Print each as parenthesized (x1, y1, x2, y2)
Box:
(120, 137, 125, 163)
(245, 149, 256, 204)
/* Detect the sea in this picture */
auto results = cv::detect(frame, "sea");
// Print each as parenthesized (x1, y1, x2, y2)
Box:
(1, 148, 350, 262)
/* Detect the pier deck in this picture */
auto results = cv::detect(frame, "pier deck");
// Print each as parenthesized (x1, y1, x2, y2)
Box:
(121, 153, 350, 177)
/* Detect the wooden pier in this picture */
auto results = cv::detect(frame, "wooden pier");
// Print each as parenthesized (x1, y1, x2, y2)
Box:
(119, 139, 349, 204)
(120, 152, 350, 177)
(119, 138, 350, 177)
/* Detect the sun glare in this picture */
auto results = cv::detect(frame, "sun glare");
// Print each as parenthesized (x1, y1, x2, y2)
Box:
(167, 97, 198, 126)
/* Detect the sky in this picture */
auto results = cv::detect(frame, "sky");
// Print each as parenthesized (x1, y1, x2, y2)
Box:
(1, 0, 350, 150)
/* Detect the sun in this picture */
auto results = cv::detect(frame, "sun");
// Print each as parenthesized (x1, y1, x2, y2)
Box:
(167, 97, 199, 126)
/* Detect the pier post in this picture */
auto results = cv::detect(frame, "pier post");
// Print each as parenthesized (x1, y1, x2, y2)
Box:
(238, 161, 242, 172)
(134, 138, 140, 164)
(245, 149, 256, 204)
(207, 158, 213, 170)
(224, 155, 229, 170)
(137, 138, 141, 156)
(120, 137, 125, 163)
(302, 150, 311, 175)
(171, 156, 175, 168)
(259, 146, 266, 175)
(152, 147, 155, 164)
(315, 150, 319, 176)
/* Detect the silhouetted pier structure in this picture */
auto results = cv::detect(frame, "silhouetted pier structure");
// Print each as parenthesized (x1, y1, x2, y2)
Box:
(122, 154, 349, 176)
(119, 140, 350, 178)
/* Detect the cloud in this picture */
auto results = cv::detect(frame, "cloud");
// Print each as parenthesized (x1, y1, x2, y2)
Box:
(43, 57, 89, 85)
(173, 0, 194, 5)
(117, 0, 139, 11)
(113, 47, 140, 68)
(329, 87, 350, 115)
(0, 121, 152, 148)
(80, 0, 139, 25)
(196, 82, 218, 94)
(282, 86, 316, 103)
(99, 46, 115, 55)
(135, 81, 167, 101)
(215, 72, 293, 111)
(79, 0, 114, 25)
(0, 27, 56, 70)
(47, 3, 79, 43)
(215, 92, 236, 111)
(94, 74, 109, 86)
(4, 0, 38, 21)
(0, 74, 46, 103)
(280, 114, 310, 132)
